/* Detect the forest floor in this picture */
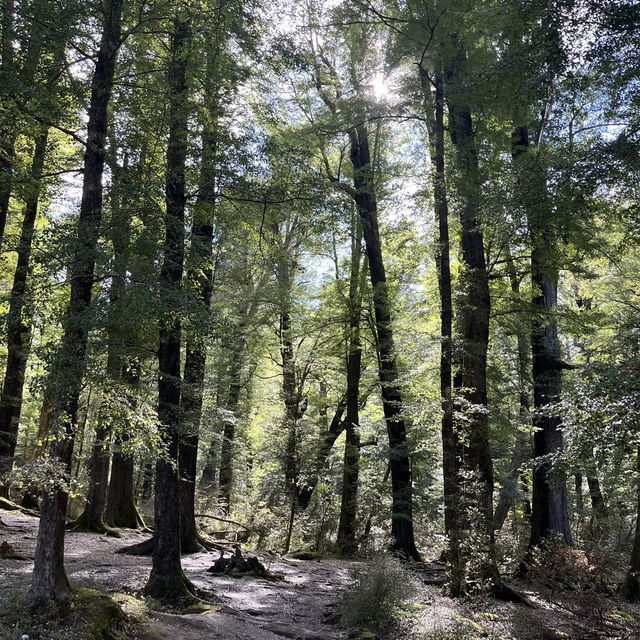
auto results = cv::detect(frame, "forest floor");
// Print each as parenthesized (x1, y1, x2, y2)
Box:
(1, 507, 640, 640)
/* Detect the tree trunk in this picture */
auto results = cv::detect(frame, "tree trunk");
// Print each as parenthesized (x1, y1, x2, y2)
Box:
(143, 9, 193, 602)
(105, 433, 144, 529)
(348, 122, 420, 561)
(297, 396, 345, 511)
(0, 130, 48, 490)
(336, 214, 365, 557)
(70, 422, 112, 533)
(280, 282, 299, 554)
(518, 121, 571, 549)
(622, 448, 640, 601)
(217, 326, 249, 512)
(179, 95, 216, 552)
(575, 472, 584, 517)
(587, 473, 608, 522)
(421, 61, 460, 575)
(443, 34, 499, 592)
(31, 0, 123, 603)
(493, 247, 532, 531)
(0, 0, 16, 249)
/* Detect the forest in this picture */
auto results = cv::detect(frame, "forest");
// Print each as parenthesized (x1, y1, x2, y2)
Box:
(0, 0, 639, 638)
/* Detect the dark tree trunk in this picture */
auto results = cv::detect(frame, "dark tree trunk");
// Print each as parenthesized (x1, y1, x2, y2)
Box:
(0, 0, 16, 249)
(103, 157, 143, 530)
(77, 156, 133, 533)
(179, 86, 216, 552)
(105, 435, 143, 529)
(297, 396, 345, 511)
(444, 34, 499, 591)
(575, 472, 584, 516)
(493, 247, 532, 531)
(421, 62, 459, 574)
(587, 473, 608, 522)
(31, 0, 123, 603)
(143, 10, 193, 602)
(70, 422, 112, 533)
(217, 303, 252, 512)
(337, 214, 365, 556)
(622, 448, 640, 602)
(517, 121, 571, 549)
(0, 130, 48, 488)
(281, 290, 299, 555)
(348, 123, 420, 561)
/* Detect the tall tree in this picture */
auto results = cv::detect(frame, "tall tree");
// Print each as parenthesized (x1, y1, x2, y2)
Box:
(143, 6, 195, 601)
(441, 29, 500, 593)
(31, 0, 124, 603)
(336, 212, 366, 556)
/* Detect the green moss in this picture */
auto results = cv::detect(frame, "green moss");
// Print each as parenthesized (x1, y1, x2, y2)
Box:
(608, 608, 639, 624)
(112, 592, 148, 621)
(0, 587, 126, 640)
(356, 630, 378, 639)
(478, 612, 500, 621)
(403, 602, 431, 612)
(183, 603, 222, 615)
(453, 615, 488, 637)
(68, 588, 125, 639)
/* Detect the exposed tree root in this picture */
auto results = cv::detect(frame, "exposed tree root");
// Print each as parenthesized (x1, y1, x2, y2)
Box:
(492, 581, 534, 607)
(207, 546, 284, 581)
(66, 516, 123, 538)
(142, 570, 217, 610)
(117, 536, 154, 555)
(117, 529, 234, 556)
(0, 496, 39, 517)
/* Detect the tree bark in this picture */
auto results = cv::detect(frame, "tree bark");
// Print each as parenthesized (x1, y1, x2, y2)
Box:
(297, 396, 345, 511)
(179, 67, 217, 552)
(0, 130, 48, 489)
(518, 121, 571, 549)
(443, 34, 499, 592)
(143, 9, 193, 602)
(348, 123, 420, 560)
(31, 0, 123, 603)
(69, 421, 113, 533)
(336, 214, 365, 556)
(421, 61, 460, 575)
(216, 331, 251, 511)
(587, 472, 608, 522)
(622, 448, 640, 601)
(493, 247, 532, 531)
(0, 0, 16, 248)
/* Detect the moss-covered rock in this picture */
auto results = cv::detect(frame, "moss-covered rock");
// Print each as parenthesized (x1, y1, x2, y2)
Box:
(0, 587, 126, 640)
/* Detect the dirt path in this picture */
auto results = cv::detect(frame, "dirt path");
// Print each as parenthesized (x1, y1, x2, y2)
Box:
(0, 508, 354, 640)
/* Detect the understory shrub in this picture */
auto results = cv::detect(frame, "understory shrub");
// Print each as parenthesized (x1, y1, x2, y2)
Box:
(340, 554, 416, 633)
